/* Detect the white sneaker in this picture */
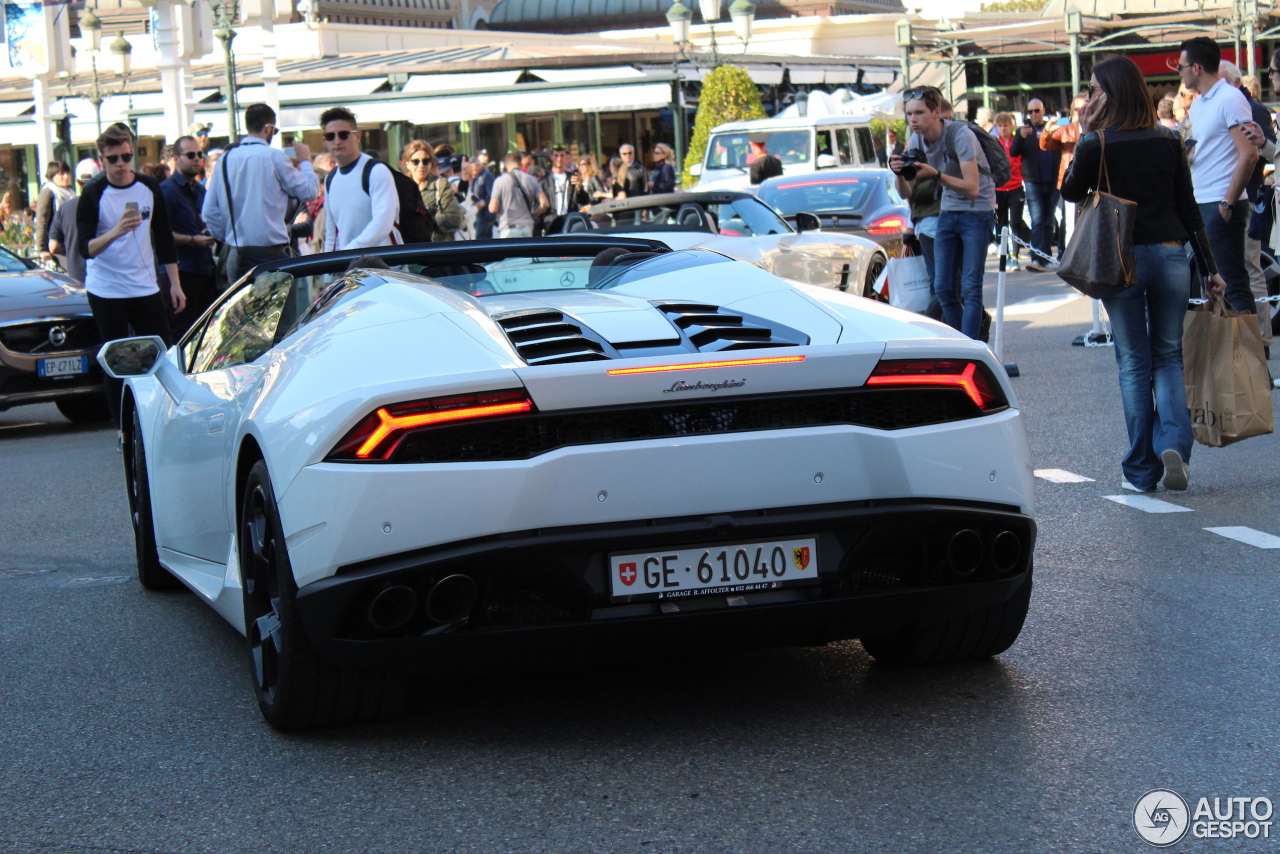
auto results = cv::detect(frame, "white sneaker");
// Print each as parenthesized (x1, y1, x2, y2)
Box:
(1161, 449, 1189, 491)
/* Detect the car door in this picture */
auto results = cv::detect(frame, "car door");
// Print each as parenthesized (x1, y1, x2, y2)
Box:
(150, 271, 297, 565)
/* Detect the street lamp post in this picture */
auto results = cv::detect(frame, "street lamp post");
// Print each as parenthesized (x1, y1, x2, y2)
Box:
(729, 0, 753, 50)
(216, 1, 240, 140)
(79, 7, 105, 135)
(895, 18, 913, 91)
(1065, 6, 1083, 98)
(666, 0, 693, 177)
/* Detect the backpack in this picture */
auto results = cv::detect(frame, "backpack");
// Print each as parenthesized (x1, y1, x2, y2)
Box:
(942, 120, 1013, 188)
(326, 157, 434, 245)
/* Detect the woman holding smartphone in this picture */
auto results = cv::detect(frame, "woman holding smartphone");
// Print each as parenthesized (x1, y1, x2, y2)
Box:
(1061, 54, 1226, 493)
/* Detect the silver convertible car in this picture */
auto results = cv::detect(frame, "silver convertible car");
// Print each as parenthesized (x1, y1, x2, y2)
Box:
(100, 236, 1036, 730)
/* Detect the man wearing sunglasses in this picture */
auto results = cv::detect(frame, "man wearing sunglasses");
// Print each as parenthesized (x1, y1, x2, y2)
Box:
(320, 106, 401, 251)
(75, 124, 182, 427)
(1008, 97, 1061, 272)
(161, 135, 217, 337)
(201, 103, 317, 282)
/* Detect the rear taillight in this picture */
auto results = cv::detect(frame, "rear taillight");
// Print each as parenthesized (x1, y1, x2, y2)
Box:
(866, 215, 906, 236)
(865, 359, 1006, 411)
(329, 388, 534, 461)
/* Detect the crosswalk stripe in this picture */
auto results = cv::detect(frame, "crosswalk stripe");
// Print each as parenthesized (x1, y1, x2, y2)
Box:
(1103, 495, 1194, 514)
(1203, 527, 1280, 549)
(1034, 469, 1095, 483)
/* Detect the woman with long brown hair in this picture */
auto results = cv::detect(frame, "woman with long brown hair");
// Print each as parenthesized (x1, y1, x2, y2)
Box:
(400, 140, 463, 241)
(1061, 54, 1226, 493)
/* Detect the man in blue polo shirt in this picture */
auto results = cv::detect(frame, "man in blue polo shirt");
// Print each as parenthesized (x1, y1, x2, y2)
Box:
(161, 134, 217, 337)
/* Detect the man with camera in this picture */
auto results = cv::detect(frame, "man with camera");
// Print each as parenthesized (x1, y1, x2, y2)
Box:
(1008, 98, 1061, 271)
(891, 87, 998, 341)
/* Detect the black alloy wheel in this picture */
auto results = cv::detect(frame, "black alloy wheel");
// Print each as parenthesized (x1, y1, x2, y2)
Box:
(863, 254, 888, 300)
(56, 395, 112, 423)
(126, 406, 182, 591)
(240, 459, 404, 731)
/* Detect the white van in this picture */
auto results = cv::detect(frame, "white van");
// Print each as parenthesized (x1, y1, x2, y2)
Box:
(689, 115, 880, 192)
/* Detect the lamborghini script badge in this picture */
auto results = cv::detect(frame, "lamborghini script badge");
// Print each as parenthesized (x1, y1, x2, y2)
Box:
(792, 547, 811, 570)
(663, 378, 747, 393)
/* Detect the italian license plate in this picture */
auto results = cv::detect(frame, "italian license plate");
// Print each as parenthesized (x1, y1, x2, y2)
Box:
(610, 537, 817, 602)
(38, 355, 89, 378)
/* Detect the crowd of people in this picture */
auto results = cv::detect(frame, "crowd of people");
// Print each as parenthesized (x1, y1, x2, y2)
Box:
(891, 38, 1275, 494)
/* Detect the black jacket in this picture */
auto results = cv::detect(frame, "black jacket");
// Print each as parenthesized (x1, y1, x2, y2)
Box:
(75, 172, 178, 266)
(1008, 124, 1061, 185)
(1061, 126, 1216, 276)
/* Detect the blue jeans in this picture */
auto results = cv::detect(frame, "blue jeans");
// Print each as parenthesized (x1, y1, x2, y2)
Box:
(933, 210, 994, 339)
(1024, 181, 1059, 264)
(1100, 243, 1195, 490)
(1198, 201, 1256, 313)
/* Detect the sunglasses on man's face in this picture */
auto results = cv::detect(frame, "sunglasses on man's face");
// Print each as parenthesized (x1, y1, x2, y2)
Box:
(324, 130, 356, 142)
(408, 158, 431, 166)
(105, 152, 134, 164)
(182, 151, 205, 160)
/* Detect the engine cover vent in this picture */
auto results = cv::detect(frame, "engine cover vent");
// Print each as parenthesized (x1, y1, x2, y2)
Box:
(492, 309, 614, 366)
(652, 302, 809, 352)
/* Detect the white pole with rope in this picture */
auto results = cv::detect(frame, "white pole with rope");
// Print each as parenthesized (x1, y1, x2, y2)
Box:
(993, 224, 1019, 377)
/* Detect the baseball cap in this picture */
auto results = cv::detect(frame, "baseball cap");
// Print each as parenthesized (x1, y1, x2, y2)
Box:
(187, 121, 211, 136)
(75, 158, 101, 181)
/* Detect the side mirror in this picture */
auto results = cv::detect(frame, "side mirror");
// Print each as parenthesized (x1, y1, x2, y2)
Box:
(97, 336, 167, 379)
(816, 154, 838, 169)
(794, 212, 822, 232)
(690, 163, 703, 177)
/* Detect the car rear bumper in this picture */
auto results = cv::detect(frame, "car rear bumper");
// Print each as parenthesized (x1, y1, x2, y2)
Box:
(293, 498, 1035, 674)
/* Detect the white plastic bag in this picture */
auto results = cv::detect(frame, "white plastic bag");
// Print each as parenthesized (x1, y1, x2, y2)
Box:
(884, 255, 932, 313)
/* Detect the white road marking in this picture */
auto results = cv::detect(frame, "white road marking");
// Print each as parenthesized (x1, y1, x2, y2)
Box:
(1034, 469, 1096, 483)
(1103, 495, 1195, 514)
(1001, 294, 1082, 315)
(1204, 527, 1280, 549)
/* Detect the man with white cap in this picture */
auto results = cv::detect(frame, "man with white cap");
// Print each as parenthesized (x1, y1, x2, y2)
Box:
(47, 158, 101, 282)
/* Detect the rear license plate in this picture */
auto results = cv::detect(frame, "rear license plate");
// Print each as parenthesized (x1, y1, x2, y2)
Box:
(610, 537, 817, 602)
(38, 355, 89, 377)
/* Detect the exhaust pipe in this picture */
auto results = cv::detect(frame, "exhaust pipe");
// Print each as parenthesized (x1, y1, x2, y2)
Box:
(426, 574, 478, 624)
(947, 529, 984, 576)
(991, 531, 1022, 574)
(366, 585, 419, 632)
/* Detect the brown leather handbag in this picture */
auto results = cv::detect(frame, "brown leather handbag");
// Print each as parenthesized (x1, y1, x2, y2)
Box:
(1056, 131, 1139, 299)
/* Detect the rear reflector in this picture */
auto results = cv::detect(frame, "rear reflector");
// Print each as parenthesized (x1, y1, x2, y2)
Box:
(607, 355, 805, 375)
(865, 359, 1005, 410)
(329, 389, 533, 461)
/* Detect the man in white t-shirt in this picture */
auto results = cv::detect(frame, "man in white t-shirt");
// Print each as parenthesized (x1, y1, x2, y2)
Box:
(1181, 36, 1259, 312)
(75, 124, 183, 425)
(320, 106, 401, 252)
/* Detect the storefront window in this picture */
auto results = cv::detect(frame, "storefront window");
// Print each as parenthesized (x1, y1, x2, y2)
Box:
(409, 123, 461, 152)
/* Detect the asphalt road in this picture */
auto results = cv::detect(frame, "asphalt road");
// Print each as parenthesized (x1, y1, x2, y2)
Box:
(2, 266, 1279, 854)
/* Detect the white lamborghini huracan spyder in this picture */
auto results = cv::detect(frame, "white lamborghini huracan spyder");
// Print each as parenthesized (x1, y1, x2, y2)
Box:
(99, 235, 1036, 730)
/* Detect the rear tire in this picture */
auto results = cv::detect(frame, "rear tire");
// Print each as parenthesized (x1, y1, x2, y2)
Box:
(126, 407, 183, 591)
(859, 572, 1032, 666)
(863, 254, 888, 300)
(240, 459, 404, 731)
(57, 395, 111, 423)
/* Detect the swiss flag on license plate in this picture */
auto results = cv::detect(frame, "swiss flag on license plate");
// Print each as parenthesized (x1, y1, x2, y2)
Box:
(618, 562, 637, 586)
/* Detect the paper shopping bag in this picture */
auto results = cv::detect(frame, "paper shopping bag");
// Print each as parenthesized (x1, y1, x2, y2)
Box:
(885, 255, 932, 313)
(1183, 297, 1274, 447)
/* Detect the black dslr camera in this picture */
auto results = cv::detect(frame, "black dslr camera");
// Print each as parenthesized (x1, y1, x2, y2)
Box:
(897, 149, 928, 181)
